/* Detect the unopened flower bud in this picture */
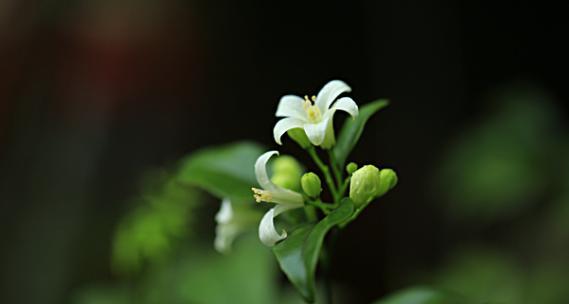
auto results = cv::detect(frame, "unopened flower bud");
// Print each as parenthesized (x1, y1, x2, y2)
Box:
(287, 128, 311, 149)
(349, 165, 381, 207)
(376, 168, 398, 197)
(301, 172, 322, 198)
(346, 162, 358, 175)
(271, 155, 302, 191)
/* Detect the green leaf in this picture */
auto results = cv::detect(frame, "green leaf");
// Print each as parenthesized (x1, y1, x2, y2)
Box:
(273, 199, 355, 302)
(373, 286, 465, 304)
(176, 142, 264, 203)
(333, 100, 389, 167)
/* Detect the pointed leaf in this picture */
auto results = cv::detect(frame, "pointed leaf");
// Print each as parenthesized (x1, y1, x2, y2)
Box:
(177, 142, 264, 203)
(272, 224, 314, 300)
(333, 100, 389, 167)
(273, 199, 355, 302)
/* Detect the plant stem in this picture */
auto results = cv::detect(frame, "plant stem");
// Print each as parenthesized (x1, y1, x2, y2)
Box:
(306, 199, 333, 214)
(328, 150, 343, 189)
(304, 205, 318, 222)
(338, 177, 350, 199)
(308, 148, 338, 202)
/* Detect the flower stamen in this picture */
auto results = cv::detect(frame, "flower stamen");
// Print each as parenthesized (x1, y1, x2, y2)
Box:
(252, 187, 272, 203)
(302, 95, 322, 123)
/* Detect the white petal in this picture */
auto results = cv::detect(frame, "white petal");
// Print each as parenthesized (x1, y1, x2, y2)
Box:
(215, 223, 239, 253)
(258, 205, 295, 246)
(315, 80, 351, 112)
(304, 117, 330, 146)
(328, 97, 359, 118)
(276, 95, 307, 120)
(273, 118, 304, 145)
(254, 150, 279, 190)
(270, 187, 304, 207)
(215, 199, 233, 224)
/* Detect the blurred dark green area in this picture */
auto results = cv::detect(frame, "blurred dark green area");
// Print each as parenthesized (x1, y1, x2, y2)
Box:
(1, 0, 568, 303)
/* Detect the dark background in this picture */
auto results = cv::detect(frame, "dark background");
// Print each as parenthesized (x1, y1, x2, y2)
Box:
(1, 1, 567, 303)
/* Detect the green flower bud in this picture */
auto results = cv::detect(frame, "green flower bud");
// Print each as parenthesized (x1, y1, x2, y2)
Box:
(376, 168, 398, 197)
(272, 155, 302, 176)
(346, 162, 358, 175)
(287, 128, 311, 149)
(301, 172, 322, 198)
(271, 155, 303, 191)
(349, 165, 381, 207)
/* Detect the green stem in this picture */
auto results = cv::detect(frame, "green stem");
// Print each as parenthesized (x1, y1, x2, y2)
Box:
(338, 177, 350, 199)
(306, 199, 333, 214)
(308, 148, 338, 201)
(304, 205, 318, 222)
(328, 150, 343, 189)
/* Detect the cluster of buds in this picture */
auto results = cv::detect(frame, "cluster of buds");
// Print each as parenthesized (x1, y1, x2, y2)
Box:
(349, 165, 398, 207)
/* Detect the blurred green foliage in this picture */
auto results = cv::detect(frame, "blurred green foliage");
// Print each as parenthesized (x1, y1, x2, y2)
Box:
(436, 86, 561, 222)
(433, 249, 524, 304)
(112, 173, 201, 275)
(177, 142, 264, 203)
(373, 287, 465, 304)
(419, 85, 569, 304)
(75, 236, 277, 304)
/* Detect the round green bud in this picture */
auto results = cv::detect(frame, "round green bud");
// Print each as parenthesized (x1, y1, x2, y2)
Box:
(271, 174, 299, 191)
(376, 168, 398, 197)
(272, 155, 303, 176)
(349, 165, 381, 207)
(301, 172, 322, 198)
(287, 128, 311, 149)
(271, 155, 303, 191)
(346, 162, 358, 175)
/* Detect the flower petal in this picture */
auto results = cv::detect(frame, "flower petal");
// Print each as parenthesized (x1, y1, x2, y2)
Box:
(328, 97, 359, 118)
(255, 150, 279, 190)
(258, 204, 295, 246)
(215, 198, 233, 224)
(304, 117, 330, 146)
(276, 95, 307, 120)
(215, 222, 239, 253)
(273, 117, 305, 145)
(315, 80, 351, 112)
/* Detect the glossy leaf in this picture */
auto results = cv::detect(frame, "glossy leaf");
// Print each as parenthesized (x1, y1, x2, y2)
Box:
(177, 142, 264, 203)
(272, 224, 314, 300)
(273, 199, 354, 302)
(333, 100, 389, 167)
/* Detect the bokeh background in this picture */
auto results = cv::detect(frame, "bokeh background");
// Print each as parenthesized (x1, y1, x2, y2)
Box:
(1, 1, 568, 303)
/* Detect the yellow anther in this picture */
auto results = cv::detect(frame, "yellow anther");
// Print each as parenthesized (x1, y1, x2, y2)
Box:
(252, 188, 271, 203)
(303, 99, 311, 110)
(311, 95, 316, 102)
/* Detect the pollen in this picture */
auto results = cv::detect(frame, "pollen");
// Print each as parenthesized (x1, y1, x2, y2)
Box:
(252, 188, 272, 203)
(302, 95, 322, 122)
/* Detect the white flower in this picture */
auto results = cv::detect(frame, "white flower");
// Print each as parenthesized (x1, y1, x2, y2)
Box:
(273, 80, 359, 148)
(214, 199, 242, 253)
(214, 198, 260, 253)
(252, 151, 304, 246)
